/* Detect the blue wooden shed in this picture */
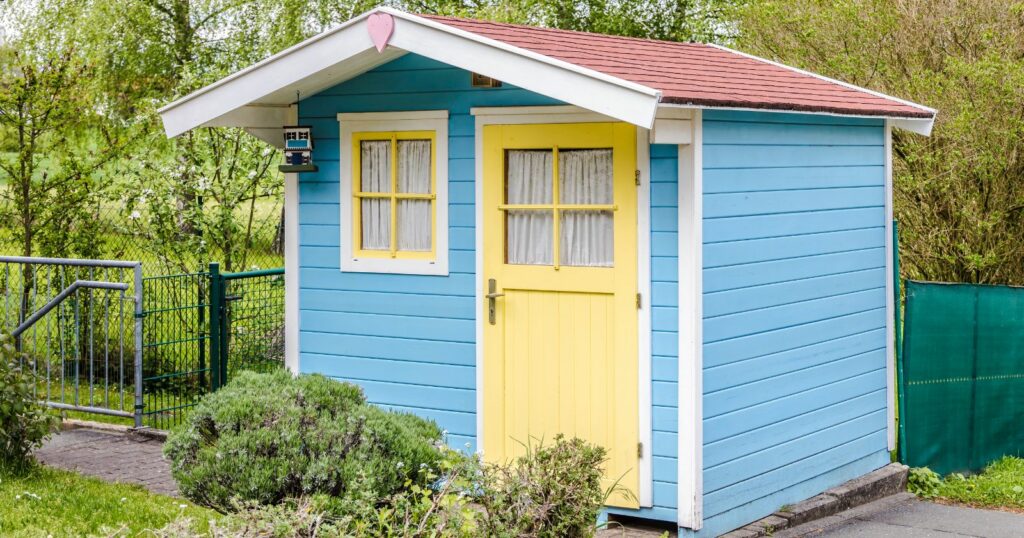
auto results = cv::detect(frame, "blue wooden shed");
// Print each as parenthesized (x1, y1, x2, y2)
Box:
(158, 8, 935, 536)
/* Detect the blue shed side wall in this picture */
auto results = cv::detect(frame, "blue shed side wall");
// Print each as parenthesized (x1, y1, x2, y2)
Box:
(692, 110, 891, 537)
(295, 53, 679, 520)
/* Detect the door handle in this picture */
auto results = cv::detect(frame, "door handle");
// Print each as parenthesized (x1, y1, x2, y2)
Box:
(487, 278, 504, 325)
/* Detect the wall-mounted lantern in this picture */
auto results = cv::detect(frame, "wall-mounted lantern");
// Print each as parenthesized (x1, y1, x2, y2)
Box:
(279, 125, 318, 172)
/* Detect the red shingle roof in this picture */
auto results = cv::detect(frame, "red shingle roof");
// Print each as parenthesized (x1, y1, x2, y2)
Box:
(422, 15, 933, 119)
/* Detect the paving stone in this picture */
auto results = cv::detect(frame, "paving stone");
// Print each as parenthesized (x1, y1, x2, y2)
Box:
(36, 428, 178, 497)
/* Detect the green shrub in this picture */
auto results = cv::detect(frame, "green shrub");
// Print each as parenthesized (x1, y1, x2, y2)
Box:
(163, 370, 444, 515)
(908, 467, 942, 499)
(476, 435, 611, 538)
(159, 435, 613, 538)
(0, 333, 58, 470)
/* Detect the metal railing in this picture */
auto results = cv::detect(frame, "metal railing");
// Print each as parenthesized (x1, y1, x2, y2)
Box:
(0, 256, 143, 426)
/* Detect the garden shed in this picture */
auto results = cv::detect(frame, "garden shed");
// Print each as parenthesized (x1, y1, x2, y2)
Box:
(157, 8, 935, 536)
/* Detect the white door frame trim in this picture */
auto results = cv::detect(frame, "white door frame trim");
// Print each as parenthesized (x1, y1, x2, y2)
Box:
(472, 105, 655, 508)
(677, 109, 703, 529)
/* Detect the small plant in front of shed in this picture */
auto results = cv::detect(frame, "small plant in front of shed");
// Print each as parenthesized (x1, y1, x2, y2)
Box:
(907, 467, 942, 499)
(0, 333, 58, 471)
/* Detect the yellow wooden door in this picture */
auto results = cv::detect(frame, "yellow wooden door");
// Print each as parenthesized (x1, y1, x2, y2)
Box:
(482, 122, 639, 508)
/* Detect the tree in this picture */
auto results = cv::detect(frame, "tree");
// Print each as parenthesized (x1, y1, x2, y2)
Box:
(734, 0, 1024, 284)
(0, 1, 135, 259)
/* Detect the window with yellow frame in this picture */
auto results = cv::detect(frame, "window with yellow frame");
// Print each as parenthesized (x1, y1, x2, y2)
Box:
(352, 131, 437, 260)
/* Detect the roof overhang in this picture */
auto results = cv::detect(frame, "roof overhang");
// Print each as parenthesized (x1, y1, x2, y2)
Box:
(157, 7, 662, 141)
(157, 7, 935, 142)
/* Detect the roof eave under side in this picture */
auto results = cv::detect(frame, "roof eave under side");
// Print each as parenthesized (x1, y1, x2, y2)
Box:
(658, 98, 935, 136)
(157, 7, 662, 137)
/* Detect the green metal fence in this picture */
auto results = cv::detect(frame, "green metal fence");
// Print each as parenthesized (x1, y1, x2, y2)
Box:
(141, 271, 212, 430)
(210, 264, 286, 387)
(899, 280, 1024, 475)
(141, 264, 285, 429)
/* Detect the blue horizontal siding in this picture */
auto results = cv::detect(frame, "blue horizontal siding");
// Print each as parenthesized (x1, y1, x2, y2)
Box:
(648, 144, 680, 517)
(696, 110, 888, 536)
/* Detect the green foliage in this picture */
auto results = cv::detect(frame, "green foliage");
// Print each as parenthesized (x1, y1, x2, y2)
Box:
(0, 463, 216, 537)
(935, 457, 1024, 510)
(417, 0, 741, 43)
(0, 333, 58, 469)
(475, 435, 612, 538)
(734, 0, 1024, 285)
(158, 434, 612, 537)
(907, 467, 942, 499)
(0, 0, 137, 259)
(163, 370, 444, 515)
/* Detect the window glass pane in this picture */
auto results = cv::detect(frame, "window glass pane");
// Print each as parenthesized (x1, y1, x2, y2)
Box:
(559, 149, 613, 204)
(507, 210, 553, 265)
(561, 210, 613, 267)
(506, 150, 553, 204)
(398, 200, 431, 251)
(397, 140, 432, 194)
(360, 140, 391, 193)
(360, 140, 391, 251)
(361, 199, 390, 251)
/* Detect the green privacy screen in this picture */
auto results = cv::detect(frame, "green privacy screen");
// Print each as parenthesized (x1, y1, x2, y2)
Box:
(900, 280, 1024, 475)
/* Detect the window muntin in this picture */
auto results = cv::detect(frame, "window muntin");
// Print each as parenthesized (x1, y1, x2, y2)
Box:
(502, 148, 615, 268)
(352, 131, 436, 260)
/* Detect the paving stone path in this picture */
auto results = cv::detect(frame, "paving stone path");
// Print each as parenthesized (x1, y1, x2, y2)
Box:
(36, 427, 177, 497)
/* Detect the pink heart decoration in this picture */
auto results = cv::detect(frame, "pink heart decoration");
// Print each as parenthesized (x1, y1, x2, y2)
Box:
(367, 12, 394, 53)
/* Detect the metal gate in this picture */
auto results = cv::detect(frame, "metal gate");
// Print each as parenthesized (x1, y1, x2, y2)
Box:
(141, 263, 285, 429)
(0, 256, 143, 426)
(0, 256, 284, 430)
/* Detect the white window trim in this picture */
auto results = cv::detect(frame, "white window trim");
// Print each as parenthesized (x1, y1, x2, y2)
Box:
(472, 105, 655, 509)
(338, 110, 449, 276)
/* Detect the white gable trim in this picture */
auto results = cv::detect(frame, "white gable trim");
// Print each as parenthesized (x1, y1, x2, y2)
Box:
(158, 8, 661, 137)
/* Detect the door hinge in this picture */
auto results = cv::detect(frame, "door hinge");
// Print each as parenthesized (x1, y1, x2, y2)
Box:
(635, 169, 641, 186)
(638, 442, 644, 458)
(636, 293, 642, 309)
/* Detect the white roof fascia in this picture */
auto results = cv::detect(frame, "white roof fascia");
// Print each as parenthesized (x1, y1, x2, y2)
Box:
(658, 102, 934, 136)
(158, 7, 662, 137)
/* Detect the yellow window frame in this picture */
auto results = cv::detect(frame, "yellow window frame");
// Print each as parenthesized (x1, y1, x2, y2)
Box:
(352, 130, 437, 260)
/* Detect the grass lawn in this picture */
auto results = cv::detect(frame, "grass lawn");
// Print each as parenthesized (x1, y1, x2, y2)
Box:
(935, 457, 1024, 513)
(0, 464, 216, 537)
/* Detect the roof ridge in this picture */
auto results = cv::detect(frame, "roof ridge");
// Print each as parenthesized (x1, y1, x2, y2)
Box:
(419, 13, 711, 49)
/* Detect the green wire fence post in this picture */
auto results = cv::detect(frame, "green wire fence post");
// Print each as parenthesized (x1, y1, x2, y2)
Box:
(208, 262, 223, 390)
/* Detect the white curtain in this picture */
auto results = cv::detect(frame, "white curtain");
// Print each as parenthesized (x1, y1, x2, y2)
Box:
(360, 140, 390, 251)
(397, 140, 432, 251)
(559, 149, 614, 267)
(506, 150, 553, 265)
